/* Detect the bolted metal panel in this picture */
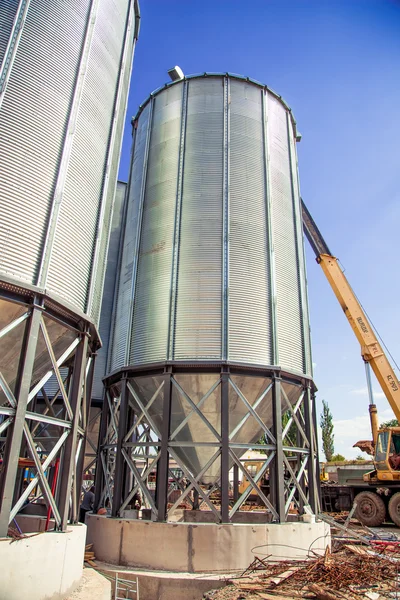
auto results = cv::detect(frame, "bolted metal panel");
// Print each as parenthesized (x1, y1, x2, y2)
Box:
(267, 94, 304, 373)
(111, 74, 310, 376)
(130, 84, 182, 364)
(109, 103, 151, 372)
(288, 117, 313, 377)
(174, 77, 223, 359)
(0, 0, 89, 284)
(46, 0, 130, 312)
(88, 4, 137, 324)
(92, 182, 127, 400)
(228, 81, 271, 364)
(0, 1, 18, 69)
(0, 0, 138, 323)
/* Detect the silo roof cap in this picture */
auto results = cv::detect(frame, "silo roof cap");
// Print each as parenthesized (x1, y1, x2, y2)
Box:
(131, 72, 300, 140)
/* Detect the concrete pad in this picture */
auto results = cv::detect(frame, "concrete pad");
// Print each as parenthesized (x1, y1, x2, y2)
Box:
(86, 515, 123, 564)
(14, 514, 56, 532)
(66, 568, 111, 600)
(86, 514, 331, 573)
(97, 563, 227, 600)
(121, 520, 190, 571)
(0, 524, 86, 600)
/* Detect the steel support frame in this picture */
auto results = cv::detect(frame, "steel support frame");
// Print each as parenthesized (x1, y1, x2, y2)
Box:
(96, 362, 319, 524)
(0, 289, 98, 537)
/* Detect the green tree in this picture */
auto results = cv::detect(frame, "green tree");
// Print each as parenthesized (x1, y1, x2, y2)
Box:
(380, 418, 398, 428)
(330, 453, 345, 462)
(282, 411, 298, 447)
(355, 454, 367, 461)
(320, 400, 334, 462)
(257, 410, 298, 453)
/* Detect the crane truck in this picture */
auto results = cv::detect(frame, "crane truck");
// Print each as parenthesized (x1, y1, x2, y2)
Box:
(301, 200, 400, 527)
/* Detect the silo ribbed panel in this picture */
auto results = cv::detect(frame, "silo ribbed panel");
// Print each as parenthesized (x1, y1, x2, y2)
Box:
(268, 95, 303, 373)
(0, 1, 18, 67)
(174, 78, 223, 359)
(110, 103, 151, 371)
(288, 117, 312, 376)
(130, 85, 182, 363)
(0, 1, 87, 283)
(89, 8, 135, 324)
(93, 182, 126, 399)
(228, 81, 271, 365)
(46, 0, 128, 313)
(111, 74, 311, 377)
(0, 0, 138, 324)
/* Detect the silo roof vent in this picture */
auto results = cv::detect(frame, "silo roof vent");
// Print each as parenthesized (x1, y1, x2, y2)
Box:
(167, 65, 184, 81)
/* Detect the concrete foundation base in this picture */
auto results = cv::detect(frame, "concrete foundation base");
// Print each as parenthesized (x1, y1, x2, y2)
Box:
(97, 563, 226, 600)
(14, 514, 56, 533)
(86, 514, 330, 573)
(0, 524, 86, 600)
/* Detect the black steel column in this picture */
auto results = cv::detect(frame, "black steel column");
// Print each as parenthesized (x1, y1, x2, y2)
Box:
(311, 390, 322, 506)
(156, 373, 171, 522)
(75, 351, 96, 512)
(94, 389, 110, 512)
(111, 377, 129, 517)
(221, 372, 230, 523)
(0, 304, 42, 537)
(272, 375, 285, 522)
(58, 334, 88, 529)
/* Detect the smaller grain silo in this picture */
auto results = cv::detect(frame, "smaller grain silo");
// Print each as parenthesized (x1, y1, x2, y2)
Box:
(0, 0, 140, 537)
(96, 73, 319, 533)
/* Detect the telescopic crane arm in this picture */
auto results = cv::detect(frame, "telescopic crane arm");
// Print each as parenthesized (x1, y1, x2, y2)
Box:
(301, 199, 400, 443)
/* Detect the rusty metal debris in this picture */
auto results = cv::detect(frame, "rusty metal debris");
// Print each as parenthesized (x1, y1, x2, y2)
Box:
(203, 543, 400, 599)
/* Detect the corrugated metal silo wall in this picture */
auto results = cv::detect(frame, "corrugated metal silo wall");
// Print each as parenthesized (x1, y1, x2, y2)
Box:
(92, 181, 127, 400)
(0, 0, 138, 324)
(110, 75, 311, 377)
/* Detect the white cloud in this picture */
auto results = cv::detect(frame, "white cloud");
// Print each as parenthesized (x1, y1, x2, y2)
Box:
(350, 386, 385, 399)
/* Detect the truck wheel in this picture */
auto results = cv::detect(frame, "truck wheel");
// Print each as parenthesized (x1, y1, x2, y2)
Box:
(388, 493, 400, 526)
(354, 491, 386, 526)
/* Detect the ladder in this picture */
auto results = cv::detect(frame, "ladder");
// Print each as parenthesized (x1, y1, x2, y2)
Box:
(115, 572, 139, 600)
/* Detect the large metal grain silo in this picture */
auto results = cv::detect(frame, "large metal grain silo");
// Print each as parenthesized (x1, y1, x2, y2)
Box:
(0, 0, 140, 537)
(97, 73, 319, 525)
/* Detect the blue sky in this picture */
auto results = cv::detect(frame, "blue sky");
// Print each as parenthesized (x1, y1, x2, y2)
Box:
(118, 0, 400, 459)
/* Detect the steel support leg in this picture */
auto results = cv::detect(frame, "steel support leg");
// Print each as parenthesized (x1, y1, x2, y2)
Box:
(304, 385, 317, 513)
(221, 372, 229, 523)
(75, 353, 96, 512)
(0, 304, 42, 537)
(58, 334, 88, 529)
(156, 374, 171, 522)
(94, 388, 110, 512)
(112, 377, 129, 517)
(272, 376, 285, 522)
(311, 390, 322, 505)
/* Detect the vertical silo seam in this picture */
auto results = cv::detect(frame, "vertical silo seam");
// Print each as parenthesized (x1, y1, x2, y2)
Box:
(290, 121, 313, 376)
(36, 0, 99, 288)
(85, 0, 135, 316)
(222, 76, 230, 360)
(0, 0, 30, 107)
(286, 111, 307, 374)
(168, 80, 188, 360)
(262, 89, 278, 365)
(107, 130, 138, 374)
(124, 97, 154, 364)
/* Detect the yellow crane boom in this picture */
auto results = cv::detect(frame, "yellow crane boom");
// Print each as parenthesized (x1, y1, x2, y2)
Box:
(301, 200, 400, 435)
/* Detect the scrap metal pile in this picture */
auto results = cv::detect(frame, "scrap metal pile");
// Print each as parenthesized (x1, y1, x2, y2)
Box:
(204, 519, 400, 600)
